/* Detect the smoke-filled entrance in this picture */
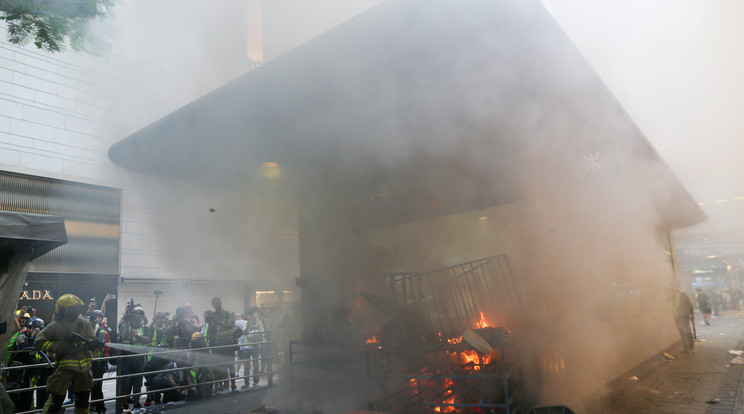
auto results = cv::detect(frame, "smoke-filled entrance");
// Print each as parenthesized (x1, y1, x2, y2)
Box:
(108, 0, 707, 410)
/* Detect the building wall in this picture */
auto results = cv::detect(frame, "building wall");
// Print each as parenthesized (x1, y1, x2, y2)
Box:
(0, 29, 138, 319)
(0, 23, 299, 324)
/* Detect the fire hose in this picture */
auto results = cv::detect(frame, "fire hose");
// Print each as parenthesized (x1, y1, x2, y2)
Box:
(16, 331, 104, 370)
(12, 346, 56, 369)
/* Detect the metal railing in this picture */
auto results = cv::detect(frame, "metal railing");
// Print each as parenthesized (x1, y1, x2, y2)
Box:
(2, 334, 282, 414)
(386, 255, 526, 337)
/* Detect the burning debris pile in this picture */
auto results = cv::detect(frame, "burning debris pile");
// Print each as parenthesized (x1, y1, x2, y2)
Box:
(366, 323, 518, 413)
(267, 256, 524, 413)
(355, 256, 525, 413)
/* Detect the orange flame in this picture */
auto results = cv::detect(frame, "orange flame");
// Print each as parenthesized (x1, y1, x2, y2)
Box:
(447, 349, 492, 371)
(366, 335, 379, 344)
(447, 336, 462, 344)
(434, 394, 456, 413)
(476, 311, 490, 329)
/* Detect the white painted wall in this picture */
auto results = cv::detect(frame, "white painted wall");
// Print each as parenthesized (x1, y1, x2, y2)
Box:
(1, 0, 383, 320)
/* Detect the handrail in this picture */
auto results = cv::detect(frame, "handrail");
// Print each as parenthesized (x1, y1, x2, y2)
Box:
(3, 338, 282, 414)
(2, 339, 278, 371)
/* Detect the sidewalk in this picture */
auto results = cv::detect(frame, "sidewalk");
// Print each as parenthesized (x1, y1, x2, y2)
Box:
(596, 310, 744, 414)
(111, 312, 744, 414)
(143, 386, 269, 414)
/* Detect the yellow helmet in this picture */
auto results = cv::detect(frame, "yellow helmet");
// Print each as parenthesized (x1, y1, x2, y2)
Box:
(191, 331, 203, 341)
(55, 294, 83, 314)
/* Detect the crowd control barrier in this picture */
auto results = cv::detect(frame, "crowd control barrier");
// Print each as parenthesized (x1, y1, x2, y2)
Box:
(2, 333, 281, 414)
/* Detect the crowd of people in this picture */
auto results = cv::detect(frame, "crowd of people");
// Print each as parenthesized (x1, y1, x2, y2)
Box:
(703, 288, 744, 315)
(4, 294, 284, 414)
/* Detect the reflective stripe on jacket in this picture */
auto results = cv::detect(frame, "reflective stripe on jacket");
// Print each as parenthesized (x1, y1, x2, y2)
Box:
(34, 316, 95, 373)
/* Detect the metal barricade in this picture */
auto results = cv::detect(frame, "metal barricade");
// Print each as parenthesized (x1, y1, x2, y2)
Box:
(1, 331, 282, 414)
(386, 255, 526, 338)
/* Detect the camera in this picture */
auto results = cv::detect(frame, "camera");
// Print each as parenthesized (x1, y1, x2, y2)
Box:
(123, 299, 137, 319)
(204, 311, 217, 324)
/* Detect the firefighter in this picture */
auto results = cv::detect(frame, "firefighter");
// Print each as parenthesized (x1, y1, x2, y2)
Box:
(35, 294, 102, 414)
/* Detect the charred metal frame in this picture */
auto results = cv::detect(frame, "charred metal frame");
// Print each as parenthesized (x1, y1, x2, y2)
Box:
(386, 255, 523, 338)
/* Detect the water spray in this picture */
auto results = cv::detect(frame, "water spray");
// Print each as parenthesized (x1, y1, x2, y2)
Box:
(104, 343, 240, 367)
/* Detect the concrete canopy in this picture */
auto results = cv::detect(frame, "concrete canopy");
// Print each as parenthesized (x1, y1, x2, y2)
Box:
(109, 0, 704, 228)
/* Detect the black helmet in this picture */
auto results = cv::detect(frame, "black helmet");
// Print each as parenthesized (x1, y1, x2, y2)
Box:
(25, 317, 44, 330)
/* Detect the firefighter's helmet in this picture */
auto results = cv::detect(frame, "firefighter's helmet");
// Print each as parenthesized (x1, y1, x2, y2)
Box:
(55, 294, 83, 314)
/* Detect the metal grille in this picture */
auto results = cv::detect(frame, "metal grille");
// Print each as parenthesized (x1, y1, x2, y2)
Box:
(0, 171, 121, 273)
(386, 255, 524, 338)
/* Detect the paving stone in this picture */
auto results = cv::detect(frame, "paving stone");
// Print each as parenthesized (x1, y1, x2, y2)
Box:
(598, 311, 744, 414)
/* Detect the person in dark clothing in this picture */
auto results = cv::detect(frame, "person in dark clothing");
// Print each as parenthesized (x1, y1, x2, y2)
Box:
(5, 326, 35, 412)
(206, 297, 235, 394)
(668, 281, 695, 353)
(173, 307, 198, 350)
(118, 305, 150, 410)
(144, 312, 171, 406)
(695, 288, 712, 325)
(186, 332, 213, 401)
(89, 310, 110, 413)
(710, 289, 721, 316)
(732, 289, 744, 311)
(145, 360, 189, 404)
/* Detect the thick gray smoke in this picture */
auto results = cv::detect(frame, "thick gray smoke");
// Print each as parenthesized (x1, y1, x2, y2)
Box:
(95, 0, 738, 411)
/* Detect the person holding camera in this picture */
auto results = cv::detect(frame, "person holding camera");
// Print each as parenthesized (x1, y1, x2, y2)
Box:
(88, 310, 109, 414)
(173, 307, 198, 350)
(5, 315, 43, 412)
(118, 304, 150, 410)
(144, 312, 170, 407)
(34, 294, 102, 414)
(206, 297, 235, 394)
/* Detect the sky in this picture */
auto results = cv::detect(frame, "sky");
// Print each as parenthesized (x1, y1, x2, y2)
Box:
(111, 0, 744, 231)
